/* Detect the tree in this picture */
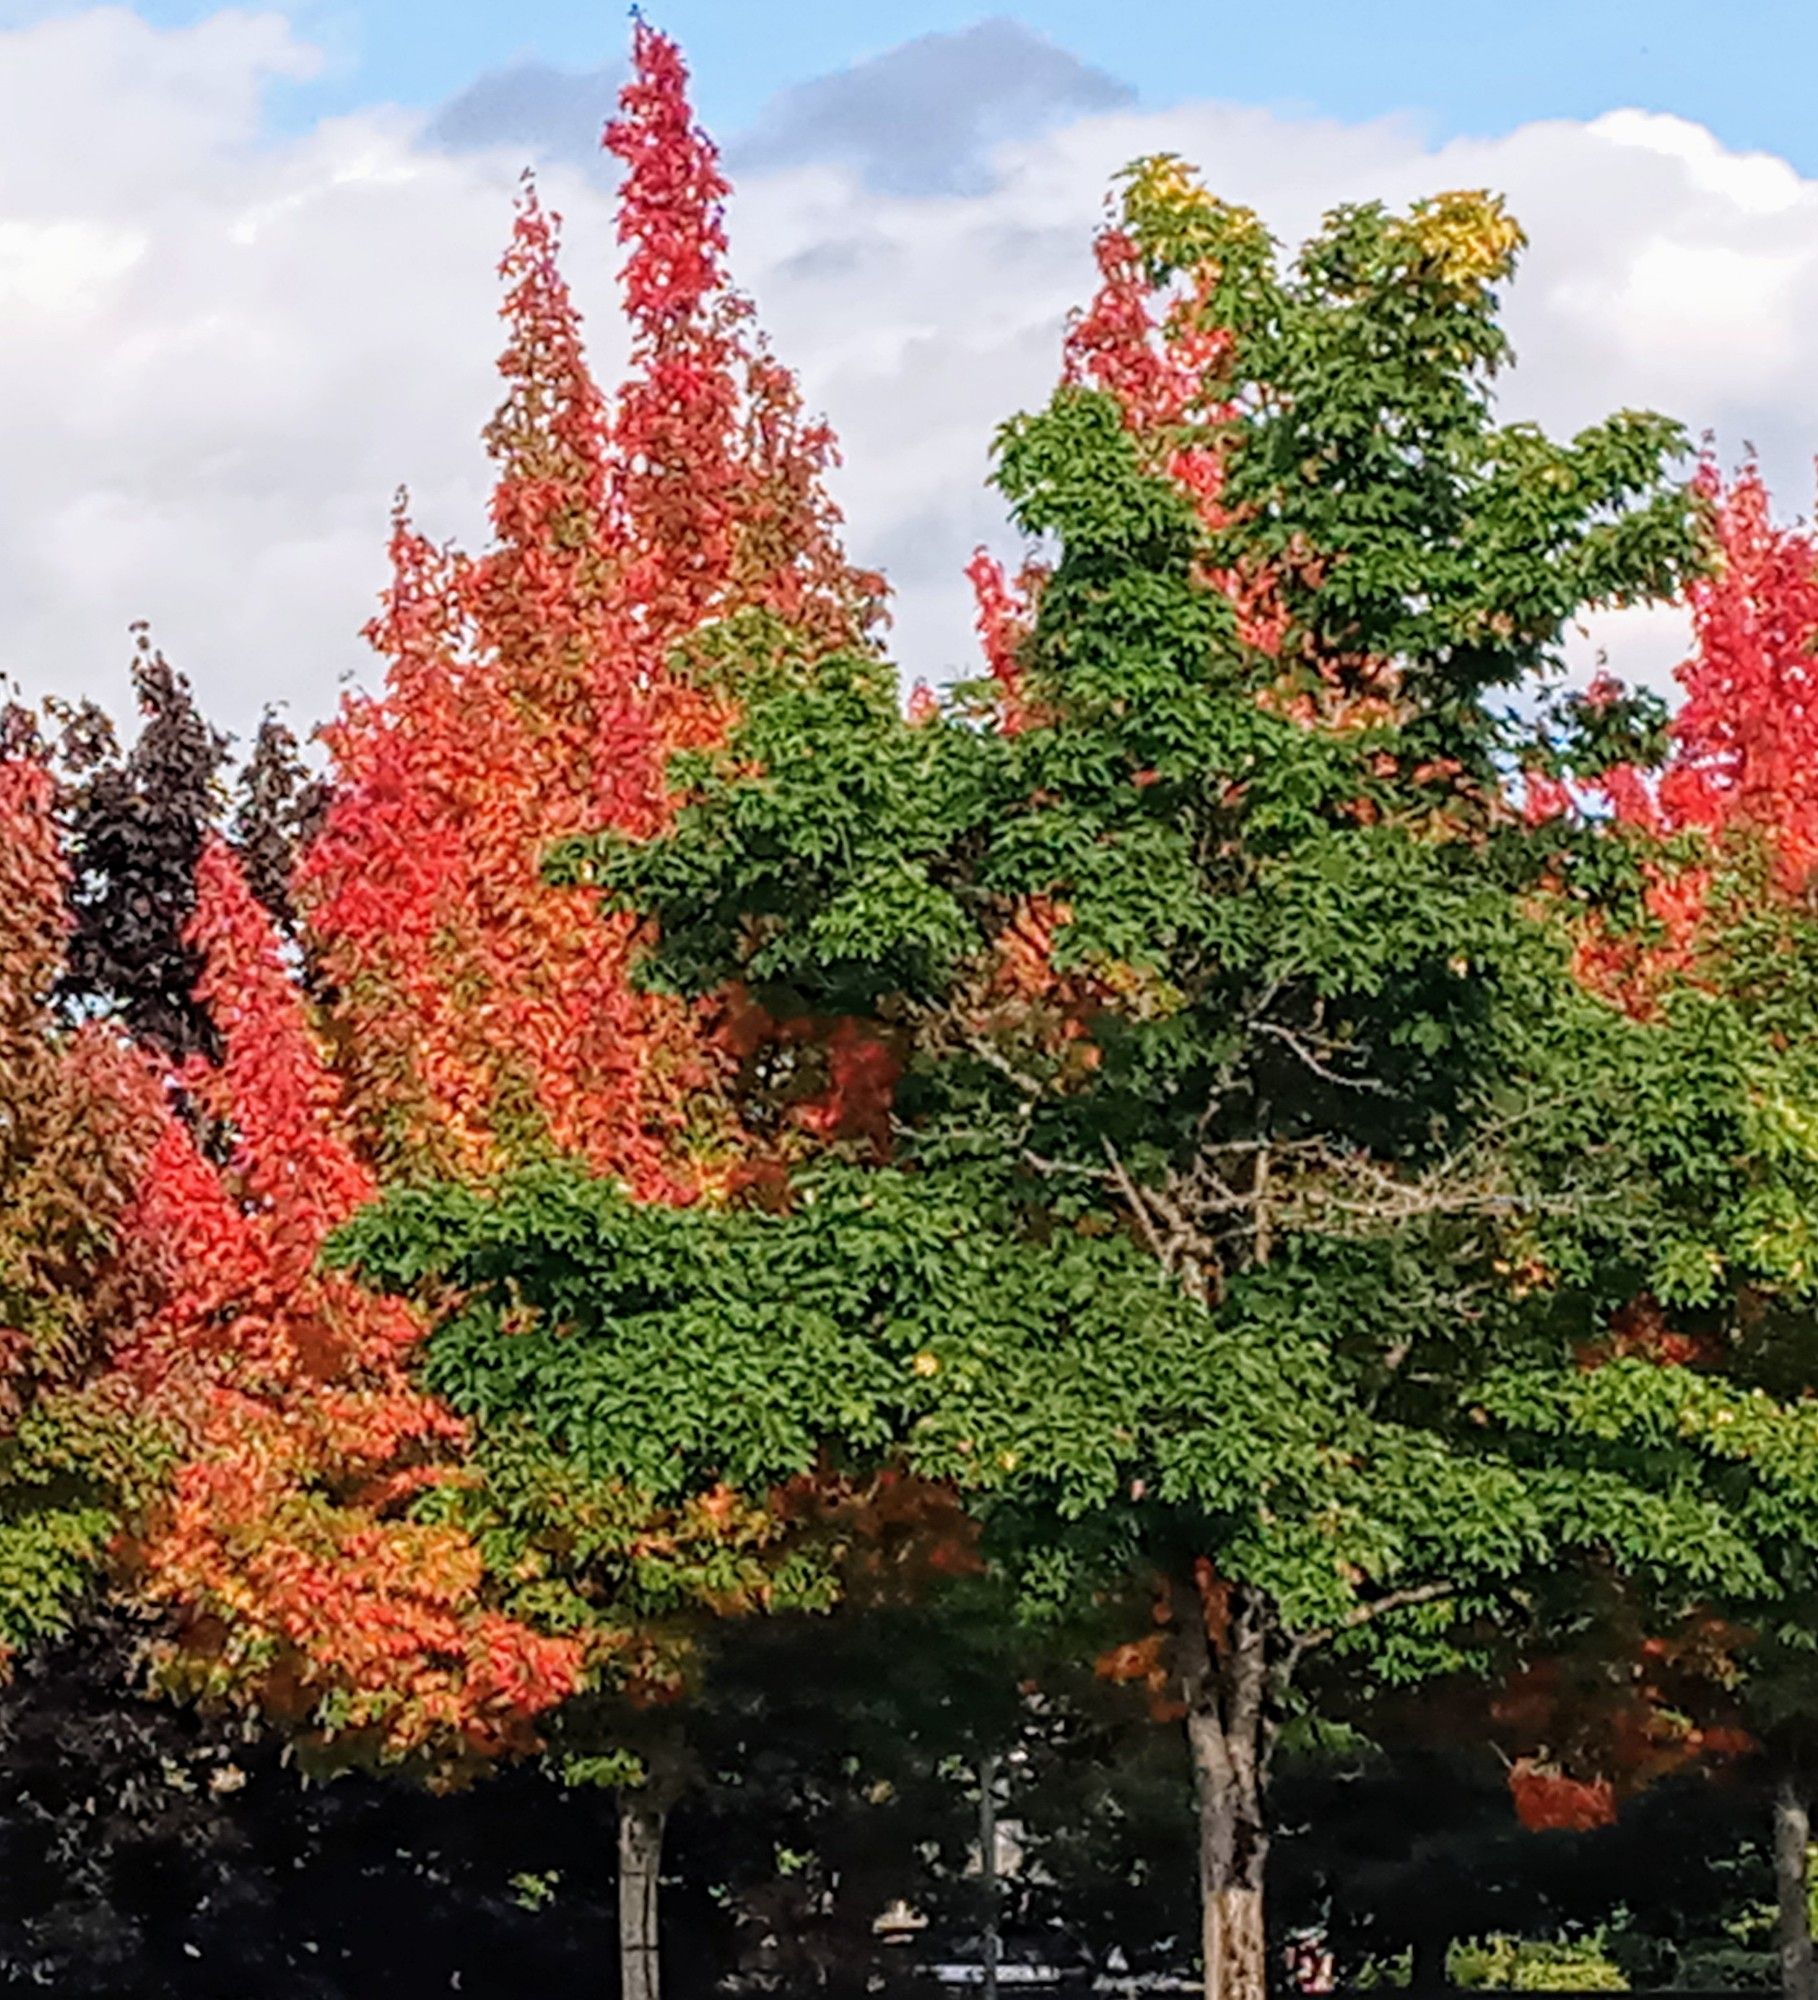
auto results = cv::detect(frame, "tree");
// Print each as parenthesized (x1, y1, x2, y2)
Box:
(47, 630, 230, 1062)
(0, 706, 164, 1662)
(1265, 1588, 1758, 1984)
(283, 25, 888, 1995)
(6, 44, 885, 1917)
(340, 154, 1818, 2000)
(101, 836, 587, 1772)
(24, 28, 1818, 2000)
(1527, 462, 1818, 2000)
(297, 23, 880, 1195)
(0, 661, 415, 1998)
(0, 1600, 268, 1997)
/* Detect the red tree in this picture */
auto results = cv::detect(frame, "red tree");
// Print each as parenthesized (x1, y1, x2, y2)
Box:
(300, 24, 881, 1195)
(0, 712, 165, 1661)
(107, 21, 890, 1787)
(1563, 463, 1818, 1010)
(114, 840, 583, 1766)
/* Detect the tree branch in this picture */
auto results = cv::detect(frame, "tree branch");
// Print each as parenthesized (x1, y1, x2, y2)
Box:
(1099, 1134, 1175, 1272)
(1287, 1579, 1458, 1673)
(1257, 1018, 1386, 1094)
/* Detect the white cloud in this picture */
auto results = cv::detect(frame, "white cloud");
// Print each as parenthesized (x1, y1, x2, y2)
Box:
(5, 9, 1818, 744)
(0, 216, 144, 313)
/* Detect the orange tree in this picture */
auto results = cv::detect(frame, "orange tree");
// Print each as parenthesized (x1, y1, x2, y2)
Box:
(0, 707, 166, 1662)
(1, 607, 576, 1768)
(78, 25, 902, 1998)
(339, 159, 1818, 2000)
(297, 22, 880, 1194)
(0, 659, 389, 1988)
(0, 636, 254, 1656)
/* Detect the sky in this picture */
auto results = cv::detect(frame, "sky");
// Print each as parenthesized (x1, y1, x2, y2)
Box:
(25, 0, 1817, 168)
(3, 1, 1817, 742)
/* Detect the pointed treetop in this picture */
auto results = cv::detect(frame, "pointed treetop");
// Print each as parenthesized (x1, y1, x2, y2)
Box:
(605, 21, 732, 333)
(1666, 459, 1818, 884)
(486, 176, 611, 534)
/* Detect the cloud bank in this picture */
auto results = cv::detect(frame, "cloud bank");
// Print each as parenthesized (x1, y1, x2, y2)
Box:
(5, 8, 1818, 743)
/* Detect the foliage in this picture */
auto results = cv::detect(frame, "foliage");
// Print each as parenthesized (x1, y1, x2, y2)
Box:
(46, 632, 228, 1061)
(24, 21, 907, 1792)
(0, 711, 164, 1659)
(106, 839, 584, 1770)
(353, 133, 1818, 1994)
(1448, 1930, 1631, 1991)
(1512, 459, 1818, 1848)
(530, 150, 1734, 1658)
(297, 21, 880, 1193)
(19, 17, 1818, 1988)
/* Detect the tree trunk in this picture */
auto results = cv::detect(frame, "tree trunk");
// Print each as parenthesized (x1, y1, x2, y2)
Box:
(618, 1790, 667, 2000)
(1411, 1926, 1450, 1995)
(1777, 1774, 1814, 2000)
(979, 1751, 1002, 2000)
(1176, 1575, 1272, 2000)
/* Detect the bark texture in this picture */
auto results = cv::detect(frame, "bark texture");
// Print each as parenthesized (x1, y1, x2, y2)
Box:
(1778, 1775, 1814, 2000)
(618, 1792, 666, 2000)
(1176, 1574, 1272, 2000)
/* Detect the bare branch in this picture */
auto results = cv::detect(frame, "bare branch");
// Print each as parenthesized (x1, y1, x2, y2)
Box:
(1285, 1579, 1458, 1681)
(1099, 1133, 1175, 1272)
(1257, 1018, 1387, 1094)
(957, 1030, 1050, 1106)
(1021, 1149, 1114, 1184)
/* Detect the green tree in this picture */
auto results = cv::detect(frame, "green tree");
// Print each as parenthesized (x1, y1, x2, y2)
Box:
(341, 164, 1818, 2000)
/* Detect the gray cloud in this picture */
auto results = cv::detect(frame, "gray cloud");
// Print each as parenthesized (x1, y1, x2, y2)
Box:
(731, 17, 1135, 196)
(426, 20, 1134, 198)
(425, 59, 622, 174)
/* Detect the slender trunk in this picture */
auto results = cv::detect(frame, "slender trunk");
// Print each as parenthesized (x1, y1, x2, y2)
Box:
(1252, 1142, 1273, 1271)
(1411, 1926, 1450, 1995)
(1777, 1775, 1814, 2000)
(979, 1751, 1002, 2000)
(618, 1790, 666, 2000)
(1176, 1576, 1272, 2000)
